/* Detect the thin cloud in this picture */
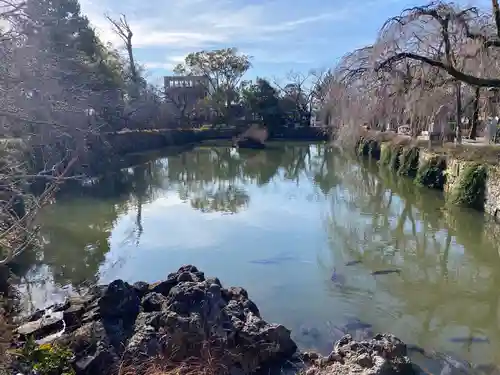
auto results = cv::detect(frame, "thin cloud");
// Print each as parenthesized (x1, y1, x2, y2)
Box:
(78, 0, 420, 78)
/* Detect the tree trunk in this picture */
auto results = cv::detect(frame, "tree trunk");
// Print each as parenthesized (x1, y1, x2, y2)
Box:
(493, 0, 500, 39)
(469, 87, 480, 140)
(455, 82, 462, 144)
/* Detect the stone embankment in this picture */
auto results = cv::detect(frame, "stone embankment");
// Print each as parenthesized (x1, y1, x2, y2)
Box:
(355, 130, 500, 218)
(9, 265, 416, 375)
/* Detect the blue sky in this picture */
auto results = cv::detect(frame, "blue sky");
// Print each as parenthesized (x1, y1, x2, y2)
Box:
(79, 0, 490, 85)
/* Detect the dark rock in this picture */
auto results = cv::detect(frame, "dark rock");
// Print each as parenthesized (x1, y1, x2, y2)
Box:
(69, 294, 97, 307)
(192, 271, 206, 281)
(133, 281, 150, 298)
(81, 307, 101, 324)
(88, 285, 108, 300)
(156, 273, 296, 373)
(126, 325, 161, 358)
(28, 309, 45, 322)
(178, 264, 199, 273)
(51, 299, 71, 312)
(141, 292, 167, 312)
(306, 333, 415, 375)
(134, 312, 162, 330)
(149, 278, 177, 296)
(63, 321, 107, 353)
(177, 271, 194, 282)
(75, 342, 117, 375)
(16, 266, 417, 375)
(99, 280, 140, 321)
(206, 277, 222, 286)
(64, 303, 86, 328)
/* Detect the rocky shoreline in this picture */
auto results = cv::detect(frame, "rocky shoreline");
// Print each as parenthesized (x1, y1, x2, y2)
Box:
(10, 265, 417, 375)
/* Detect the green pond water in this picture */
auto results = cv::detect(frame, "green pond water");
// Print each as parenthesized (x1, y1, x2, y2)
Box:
(16, 141, 500, 370)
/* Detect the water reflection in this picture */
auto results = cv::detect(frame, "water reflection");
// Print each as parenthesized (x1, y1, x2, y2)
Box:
(13, 142, 500, 370)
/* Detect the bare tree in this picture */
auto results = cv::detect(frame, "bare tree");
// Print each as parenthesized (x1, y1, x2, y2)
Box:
(106, 14, 138, 85)
(0, 1, 120, 265)
(324, 1, 500, 144)
(375, 2, 500, 88)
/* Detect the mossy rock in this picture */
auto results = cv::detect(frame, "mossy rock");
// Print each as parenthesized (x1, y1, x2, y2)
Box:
(356, 138, 380, 159)
(398, 146, 419, 177)
(415, 156, 446, 190)
(448, 163, 487, 210)
(355, 137, 365, 156)
(388, 145, 403, 171)
(379, 143, 392, 166)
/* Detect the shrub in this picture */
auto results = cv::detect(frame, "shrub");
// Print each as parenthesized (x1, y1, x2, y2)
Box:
(13, 338, 75, 375)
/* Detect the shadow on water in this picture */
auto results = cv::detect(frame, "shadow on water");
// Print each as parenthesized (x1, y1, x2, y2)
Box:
(12, 142, 500, 373)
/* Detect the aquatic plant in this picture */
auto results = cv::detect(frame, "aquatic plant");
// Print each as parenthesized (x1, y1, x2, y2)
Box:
(449, 163, 487, 210)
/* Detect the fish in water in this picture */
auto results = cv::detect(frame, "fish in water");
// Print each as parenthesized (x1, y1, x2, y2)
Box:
(343, 320, 372, 331)
(432, 351, 474, 375)
(249, 254, 295, 265)
(331, 268, 346, 284)
(406, 344, 427, 356)
(334, 317, 374, 340)
(371, 269, 401, 275)
(250, 259, 280, 265)
(345, 260, 362, 266)
(300, 326, 321, 339)
(449, 336, 489, 343)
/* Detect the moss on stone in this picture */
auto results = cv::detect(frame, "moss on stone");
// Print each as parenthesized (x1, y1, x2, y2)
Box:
(356, 138, 381, 160)
(379, 143, 392, 166)
(415, 156, 447, 190)
(388, 145, 403, 171)
(449, 163, 487, 210)
(356, 137, 366, 156)
(397, 146, 420, 177)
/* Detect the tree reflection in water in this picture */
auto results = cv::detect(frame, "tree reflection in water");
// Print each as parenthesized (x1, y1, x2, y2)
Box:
(324, 154, 500, 364)
(12, 142, 500, 368)
(20, 143, 334, 293)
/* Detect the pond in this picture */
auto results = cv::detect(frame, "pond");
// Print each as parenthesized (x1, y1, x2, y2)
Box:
(15, 141, 500, 371)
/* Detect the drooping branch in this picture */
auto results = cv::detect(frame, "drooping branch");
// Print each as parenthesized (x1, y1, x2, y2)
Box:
(376, 52, 500, 87)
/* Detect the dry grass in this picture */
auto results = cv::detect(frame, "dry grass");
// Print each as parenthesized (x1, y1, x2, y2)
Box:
(118, 338, 240, 375)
